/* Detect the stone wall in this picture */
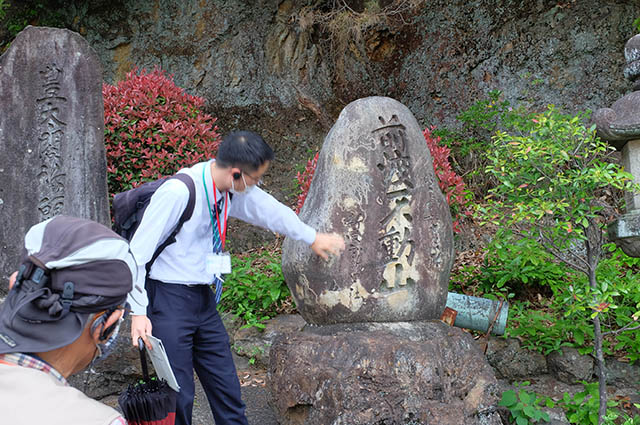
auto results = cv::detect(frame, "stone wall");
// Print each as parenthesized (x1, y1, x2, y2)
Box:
(61, 0, 638, 125)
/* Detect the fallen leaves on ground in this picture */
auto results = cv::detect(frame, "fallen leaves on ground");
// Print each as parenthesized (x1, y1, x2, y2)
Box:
(238, 370, 267, 387)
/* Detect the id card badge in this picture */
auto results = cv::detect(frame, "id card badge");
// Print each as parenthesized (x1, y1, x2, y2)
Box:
(206, 252, 232, 275)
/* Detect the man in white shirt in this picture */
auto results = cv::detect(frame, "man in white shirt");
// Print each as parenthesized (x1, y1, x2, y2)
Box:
(129, 131, 345, 425)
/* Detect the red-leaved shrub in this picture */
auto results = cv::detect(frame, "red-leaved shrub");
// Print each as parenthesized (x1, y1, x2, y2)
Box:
(295, 128, 469, 232)
(103, 68, 221, 195)
(423, 126, 470, 232)
(294, 152, 319, 214)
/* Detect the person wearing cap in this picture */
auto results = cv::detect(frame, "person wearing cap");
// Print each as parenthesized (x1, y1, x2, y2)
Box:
(0, 215, 136, 425)
(128, 130, 345, 425)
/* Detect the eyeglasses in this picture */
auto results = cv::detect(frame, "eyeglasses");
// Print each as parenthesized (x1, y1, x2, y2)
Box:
(242, 171, 263, 187)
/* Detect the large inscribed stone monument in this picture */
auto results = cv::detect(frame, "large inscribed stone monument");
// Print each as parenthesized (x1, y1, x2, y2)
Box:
(282, 96, 454, 324)
(0, 26, 109, 296)
(273, 98, 500, 424)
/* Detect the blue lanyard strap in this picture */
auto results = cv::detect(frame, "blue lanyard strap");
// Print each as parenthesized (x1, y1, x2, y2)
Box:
(202, 163, 227, 247)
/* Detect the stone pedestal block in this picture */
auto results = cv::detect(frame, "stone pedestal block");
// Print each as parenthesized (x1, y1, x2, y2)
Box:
(282, 97, 454, 325)
(268, 321, 501, 425)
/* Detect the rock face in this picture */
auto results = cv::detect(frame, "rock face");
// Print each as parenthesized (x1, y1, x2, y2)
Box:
(282, 97, 454, 325)
(486, 338, 548, 379)
(269, 321, 502, 425)
(547, 347, 594, 384)
(56, 0, 638, 130)
(0, 26, 109, 297)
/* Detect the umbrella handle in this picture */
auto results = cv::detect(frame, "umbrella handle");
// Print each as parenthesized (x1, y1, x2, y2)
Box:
(138, 337, 150, 382)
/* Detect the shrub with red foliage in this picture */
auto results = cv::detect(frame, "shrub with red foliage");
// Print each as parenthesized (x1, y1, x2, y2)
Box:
(295, 128, 469, 232)
(294, 152, 319, 214)
(103, 68, 221, 195)
(423, 127, 470, 232)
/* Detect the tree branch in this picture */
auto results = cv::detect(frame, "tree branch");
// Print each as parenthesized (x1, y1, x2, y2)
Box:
(603, 322, 640, 336)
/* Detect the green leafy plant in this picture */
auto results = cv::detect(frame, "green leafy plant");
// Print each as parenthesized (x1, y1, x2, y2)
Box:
(506, 304, 576, 355)
(231, 343, 269, 365)
(248, 345, 265, 365)
(477, 233, 573, 295)
(6, 1, 65, 36)
(504, 244, 640, 361)
(499, 383, 551, 424)
(633, 17, 640, 32)
(433, 90, 535, 195)
(477, 105, 639, 424)
(558, 381, 640, 425)
(217, 249, 292, 330)
(0, 0, 9, 21)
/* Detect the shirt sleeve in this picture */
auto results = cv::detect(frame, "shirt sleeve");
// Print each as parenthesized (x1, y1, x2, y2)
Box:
(228, 187, 317, 245)
(109, 416, 127, 425)
(127, 179, 190, 316)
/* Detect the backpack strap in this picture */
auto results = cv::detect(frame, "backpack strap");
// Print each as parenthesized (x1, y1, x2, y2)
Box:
(145, 173, 196, 275)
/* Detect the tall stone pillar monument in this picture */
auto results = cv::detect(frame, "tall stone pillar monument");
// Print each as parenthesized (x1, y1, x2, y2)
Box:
(594, 34, 640, 256)
(0, 26, 109, 297)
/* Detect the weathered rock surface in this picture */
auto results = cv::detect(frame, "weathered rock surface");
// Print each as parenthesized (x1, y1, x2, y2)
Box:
(486, 337, 548, 379)
(282, 97, 454, 325)
(60, 0, 639, 129)
(605, 357, 640, 387)
(233, 314, 306, 369)
(268, 321, 502, 425)
(0, 26, 109, 297)
(547, 347, 594, 384)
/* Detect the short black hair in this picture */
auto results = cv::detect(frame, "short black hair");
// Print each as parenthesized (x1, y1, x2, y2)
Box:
(216, 131, 274, 171)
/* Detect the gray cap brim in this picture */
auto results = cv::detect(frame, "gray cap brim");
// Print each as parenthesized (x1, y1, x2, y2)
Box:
(0, 284, 91, 354)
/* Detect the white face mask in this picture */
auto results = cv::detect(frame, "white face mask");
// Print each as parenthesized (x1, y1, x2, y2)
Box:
(230, 173, 255, 195)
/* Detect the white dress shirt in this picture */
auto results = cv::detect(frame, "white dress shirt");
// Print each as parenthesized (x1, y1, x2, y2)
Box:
(127, 160, 316, 315)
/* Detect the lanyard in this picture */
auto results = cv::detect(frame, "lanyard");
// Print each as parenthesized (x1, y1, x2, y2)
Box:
(203, 164, 228, 250)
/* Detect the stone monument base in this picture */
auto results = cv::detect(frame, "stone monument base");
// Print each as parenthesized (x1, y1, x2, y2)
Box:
(268, 321, 502, 425)
(608, 211, 640, 257)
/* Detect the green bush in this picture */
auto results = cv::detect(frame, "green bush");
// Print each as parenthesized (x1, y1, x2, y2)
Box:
(478, 233, 573, 296)
(505, 244, 640, 361)
(433, 90, 535, 195)
(499, 383, 551, 425)
(474, 103, 639, 422)
(559, 382, 640, 425)
(506, 304, 575, 355)
(217, 249, 292, 330)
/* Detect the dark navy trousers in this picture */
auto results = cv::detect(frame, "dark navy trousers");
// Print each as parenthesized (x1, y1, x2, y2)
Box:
(146, 278, 248, 425)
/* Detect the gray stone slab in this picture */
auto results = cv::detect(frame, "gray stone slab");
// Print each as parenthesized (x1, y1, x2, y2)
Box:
(0, 26, 109, 294)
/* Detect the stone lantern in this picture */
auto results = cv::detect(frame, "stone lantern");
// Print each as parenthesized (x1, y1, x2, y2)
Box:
(594, 34, 640, 257)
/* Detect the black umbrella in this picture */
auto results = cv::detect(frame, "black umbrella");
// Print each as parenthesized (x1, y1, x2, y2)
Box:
(118, 340, 177, 425)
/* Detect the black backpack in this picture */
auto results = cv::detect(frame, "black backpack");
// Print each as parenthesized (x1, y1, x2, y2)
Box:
(113, 173, 196, 273)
